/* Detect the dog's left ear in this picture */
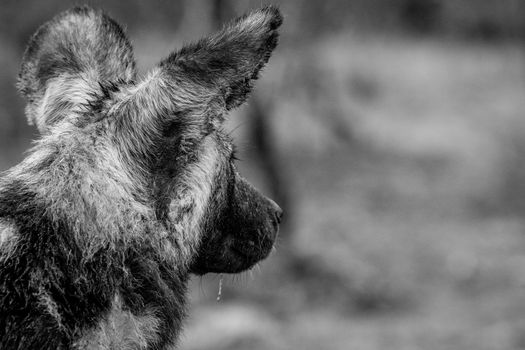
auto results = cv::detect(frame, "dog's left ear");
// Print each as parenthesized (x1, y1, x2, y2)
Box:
(17, 6, 136, 132)
(160, 5, 282, 110)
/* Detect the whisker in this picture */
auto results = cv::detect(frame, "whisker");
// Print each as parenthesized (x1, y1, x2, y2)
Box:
(227, 122, 248, 137)
(216, 274, 224, 302)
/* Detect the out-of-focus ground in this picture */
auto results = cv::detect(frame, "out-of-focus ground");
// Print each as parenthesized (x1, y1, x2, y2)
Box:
(2, 1, 525, 349)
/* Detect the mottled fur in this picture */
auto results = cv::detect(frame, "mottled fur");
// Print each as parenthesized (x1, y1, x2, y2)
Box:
(18, 6, 136, 132)
(1, 5, 282, 350)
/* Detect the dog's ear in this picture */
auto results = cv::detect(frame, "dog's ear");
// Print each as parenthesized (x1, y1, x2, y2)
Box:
(17, 6, 136, 132)
(108, 6, 282, 158)
(160, 5, 282, 111)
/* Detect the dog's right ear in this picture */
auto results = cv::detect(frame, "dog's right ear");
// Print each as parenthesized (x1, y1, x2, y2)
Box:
(160, 5, 282, 111)
(17, 6, 136, 132)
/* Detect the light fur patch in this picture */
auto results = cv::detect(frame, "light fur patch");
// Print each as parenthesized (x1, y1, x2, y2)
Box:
(0, 219, 17, 261)
(0, 219, 16, 246)
(111, 68, 215, 120)
(35, 72, 100, 133)
(73, 293, 160, 350)
(168, 136, 219, 264)
(37, 284, 64, 330)
(39, 139, 152, 256)
(4, 129, 155, 258)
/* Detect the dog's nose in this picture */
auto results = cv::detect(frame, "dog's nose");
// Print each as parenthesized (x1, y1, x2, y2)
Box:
(274, 207, 283, 224)
(267, 198, 283, 225)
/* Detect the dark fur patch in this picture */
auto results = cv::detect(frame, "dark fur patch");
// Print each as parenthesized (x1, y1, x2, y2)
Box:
(0, 181, 113, 348)
(191, 162, 282, 274)
(0, 181, 188, 349)
(121, 251, 188, 349)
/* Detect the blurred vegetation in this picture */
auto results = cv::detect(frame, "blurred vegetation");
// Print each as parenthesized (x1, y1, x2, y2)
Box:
(2, 1, 525, 349)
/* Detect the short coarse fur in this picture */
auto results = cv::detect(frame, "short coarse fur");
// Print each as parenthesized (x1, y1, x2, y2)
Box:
(0, 6, 282, 349)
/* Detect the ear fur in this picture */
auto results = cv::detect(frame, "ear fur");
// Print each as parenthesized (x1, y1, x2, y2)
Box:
(17, 6, 136, 132)
(160, 5, 282, 110)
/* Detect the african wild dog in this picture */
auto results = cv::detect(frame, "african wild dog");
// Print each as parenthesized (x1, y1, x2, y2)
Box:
(0, 6, 282, 349)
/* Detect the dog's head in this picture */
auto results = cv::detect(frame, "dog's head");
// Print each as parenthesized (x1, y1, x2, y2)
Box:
(17, 6, 283, 273)
(189, 138, 283, 274)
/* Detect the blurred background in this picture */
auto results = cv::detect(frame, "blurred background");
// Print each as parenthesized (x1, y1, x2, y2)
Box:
(2, 0, 525, 349)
